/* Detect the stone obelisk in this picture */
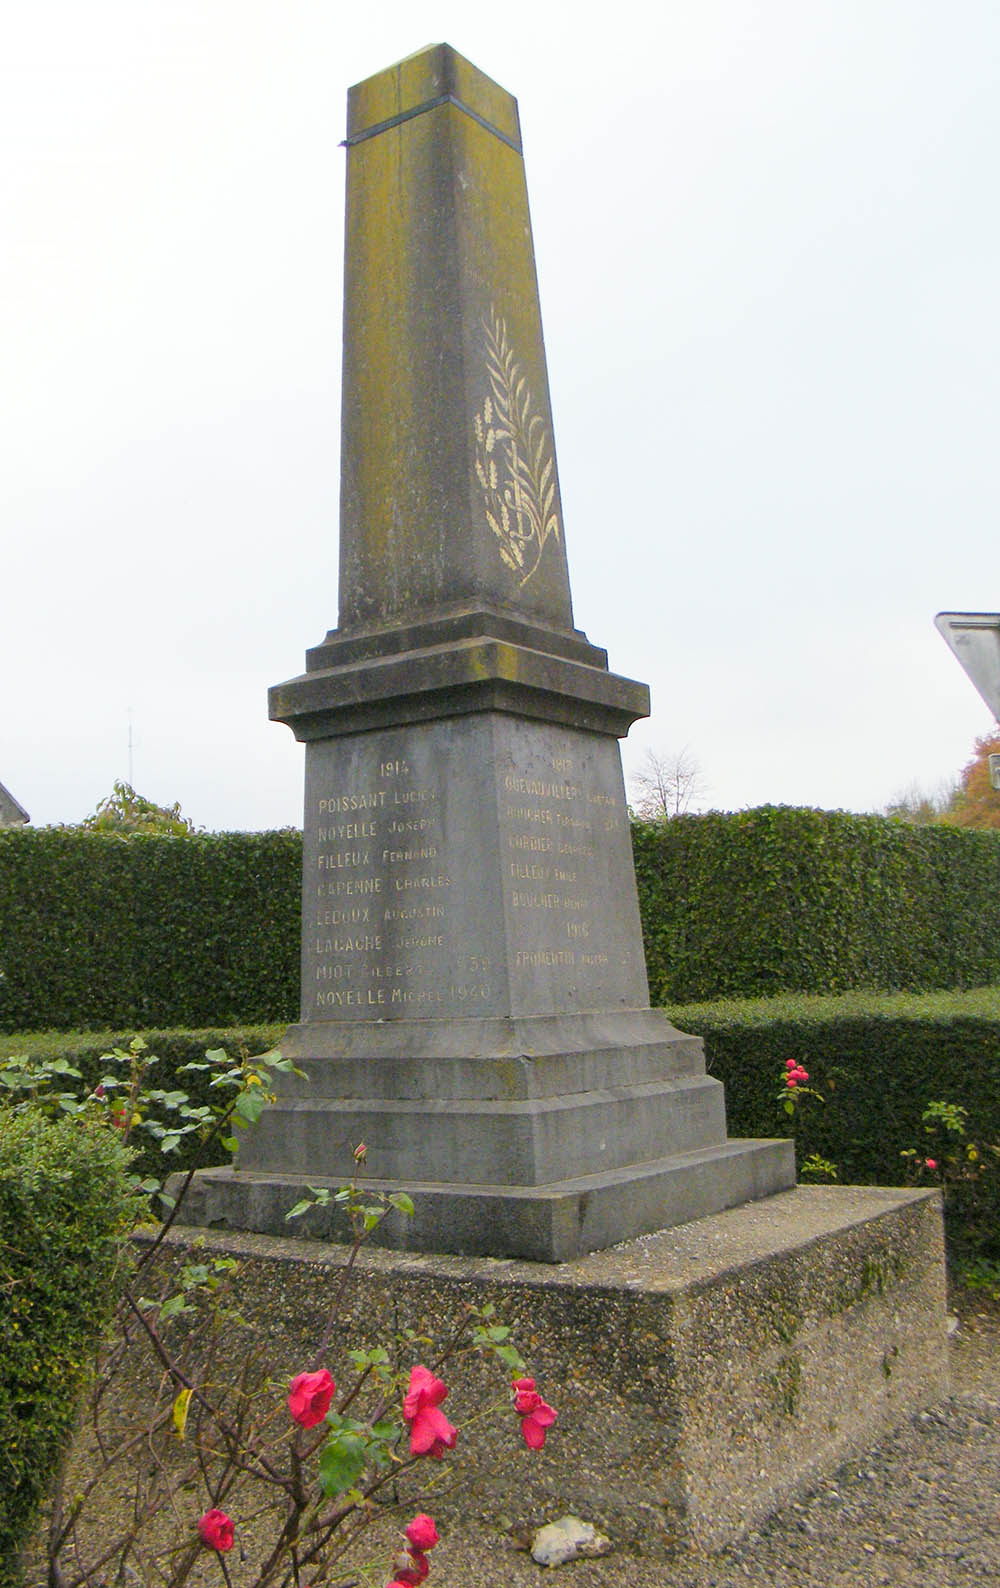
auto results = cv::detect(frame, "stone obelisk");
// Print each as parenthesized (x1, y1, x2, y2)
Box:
(187, 44, 794, 1260)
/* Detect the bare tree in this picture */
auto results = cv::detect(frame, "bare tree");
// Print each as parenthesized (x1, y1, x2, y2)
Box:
(883, 778, 959, 826)
(629, 746, 708, 821)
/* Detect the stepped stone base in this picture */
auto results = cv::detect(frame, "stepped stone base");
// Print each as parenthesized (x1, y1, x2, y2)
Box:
(178, 1010, 796, 1261)
(152, 1185, 948, 1552)
(178, 1138, 794, 1263)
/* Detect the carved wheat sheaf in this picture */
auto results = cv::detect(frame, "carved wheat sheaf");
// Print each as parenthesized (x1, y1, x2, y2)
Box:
(473, 307, 560, 588)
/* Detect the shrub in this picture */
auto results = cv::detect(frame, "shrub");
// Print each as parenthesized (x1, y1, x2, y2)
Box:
(634, 806, 1000, 1002)
(0, 1047, 556, 1588)
(0, 1110, 134, 1585)
(0, 828, 300, 1032)
(0, 1027, 284, 1177)
(667, 986, 1000, 1259)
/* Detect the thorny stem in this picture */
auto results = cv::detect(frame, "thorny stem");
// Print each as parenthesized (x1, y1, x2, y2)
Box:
(134, 1092, 243, 1274)
(311, 1187, 383, 1371)
(122, 1289, 293, 1494)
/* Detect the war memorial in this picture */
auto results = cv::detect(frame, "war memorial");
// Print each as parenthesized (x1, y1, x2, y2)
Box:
(178, 45, 947, 1548)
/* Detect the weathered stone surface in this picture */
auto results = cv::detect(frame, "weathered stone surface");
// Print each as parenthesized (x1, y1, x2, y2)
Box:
(151, 1185, 949, 1552)
(337, 43, 572, 634)
(177, 43, 801, 1261)
(296, 714, 647, 1021)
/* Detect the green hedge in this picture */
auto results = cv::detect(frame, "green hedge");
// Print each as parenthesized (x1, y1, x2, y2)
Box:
(634, 806, 1000, 1003)
(666, 986, 1000, 1258)
(0, 830, 300, 1031)
(0, 1110, 134, 1585)
(4, 810, 1000, 1032)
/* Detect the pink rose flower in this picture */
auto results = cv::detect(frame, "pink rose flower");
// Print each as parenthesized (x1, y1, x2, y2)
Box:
(512, 1377, 557, 1450)
(405, 1514, 439, 1552)
(390, 1551, 429, 1585)
(288, 1368, 335, 1429)
(785, 1059, 797, 1071)
(197, 1509, 234, 1552)
(786, 1077, 798, 1088)
(403, 1366, 457, 1459)
(925, 1158, 938, 1171)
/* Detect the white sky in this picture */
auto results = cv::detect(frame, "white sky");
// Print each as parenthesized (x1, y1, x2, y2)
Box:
(3, 1, 997, 830)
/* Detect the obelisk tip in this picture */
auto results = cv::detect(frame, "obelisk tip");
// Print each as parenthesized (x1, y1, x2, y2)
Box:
(347, 42, 521, 150)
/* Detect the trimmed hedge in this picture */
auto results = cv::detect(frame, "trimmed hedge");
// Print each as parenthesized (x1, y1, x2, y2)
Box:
(4, 809, 1000, 1031)
(666, 986, 1000, 1258)
(635, 806, 1000, 1003)
(0, 829, 300, 1031)
(0, 1109, 134, 1585)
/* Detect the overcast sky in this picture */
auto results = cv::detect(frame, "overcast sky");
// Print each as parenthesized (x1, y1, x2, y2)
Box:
(3, 2, 997, 830)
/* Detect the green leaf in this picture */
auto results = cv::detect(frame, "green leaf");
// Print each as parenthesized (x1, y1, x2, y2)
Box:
(159, 1294, 193, 1321)
(494, 1343, 526, 1372)
(388, 1192, 415, 1216)
(234, 1088, 268, 1126)
(318, 1433, 368, 1497)
(370, 1419, 401, 1442)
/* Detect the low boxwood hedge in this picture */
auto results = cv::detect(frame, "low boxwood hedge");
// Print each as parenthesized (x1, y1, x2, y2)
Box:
(665, 986, 1000, 1258)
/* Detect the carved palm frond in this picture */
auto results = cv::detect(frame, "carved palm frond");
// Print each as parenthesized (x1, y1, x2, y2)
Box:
(473, 307, 560, 587)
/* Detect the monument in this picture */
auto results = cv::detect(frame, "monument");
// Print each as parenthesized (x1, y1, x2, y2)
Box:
(183, 43, 794, 1261)
(174, 47, 947, 1547)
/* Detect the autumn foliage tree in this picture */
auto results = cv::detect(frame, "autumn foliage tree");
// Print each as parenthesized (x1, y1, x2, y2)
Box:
(944, 727, 1000, 830)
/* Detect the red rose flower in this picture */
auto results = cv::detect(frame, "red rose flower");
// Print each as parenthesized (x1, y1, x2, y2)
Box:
(389, 1551, 429, 1586)
(288, 1368, 335, 1429)
(512, 1376, 557, 1449)
(403, 1366, 457, 1458)
(405, 1514, 439, 1552)
(197, 1509, 234, 1552)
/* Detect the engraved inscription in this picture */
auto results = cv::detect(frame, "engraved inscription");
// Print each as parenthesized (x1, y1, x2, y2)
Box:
(502, 750, 616, 965)
(308, 747, 479, 1016)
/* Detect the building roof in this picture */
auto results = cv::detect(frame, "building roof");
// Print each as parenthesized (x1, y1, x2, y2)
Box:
(0, 780, 30, 826)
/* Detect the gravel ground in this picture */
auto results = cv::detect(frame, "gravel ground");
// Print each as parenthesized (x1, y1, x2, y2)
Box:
(422, 1296, 1000, 1588)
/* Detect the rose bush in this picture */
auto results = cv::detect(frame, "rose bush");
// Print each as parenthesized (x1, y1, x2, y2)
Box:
(2, 1040, 558, 1588)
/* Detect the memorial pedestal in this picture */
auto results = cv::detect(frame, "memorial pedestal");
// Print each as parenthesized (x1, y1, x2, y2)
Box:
(158, 1186, 949, 1551)
(172, 44, 799, 1260)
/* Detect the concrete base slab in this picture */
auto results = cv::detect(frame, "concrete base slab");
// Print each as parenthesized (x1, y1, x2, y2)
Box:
(175, 1137, 795, 1262)
(151, 1185, 948, 1553)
